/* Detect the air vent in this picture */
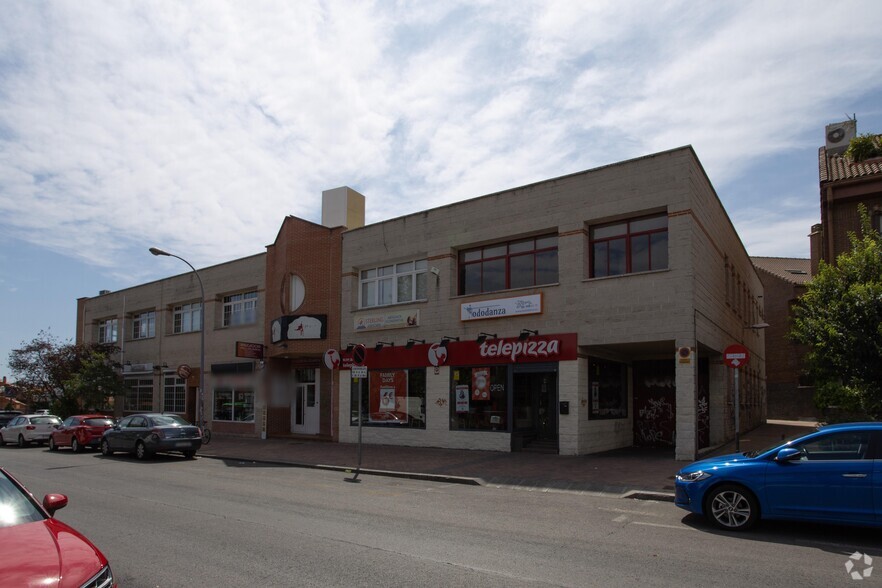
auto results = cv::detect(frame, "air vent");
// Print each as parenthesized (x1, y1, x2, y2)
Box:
(825, 120, 856, 155)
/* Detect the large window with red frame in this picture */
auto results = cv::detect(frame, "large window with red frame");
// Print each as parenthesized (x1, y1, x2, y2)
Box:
(459, 235, 558, 295)
(590, 214, 668, 278)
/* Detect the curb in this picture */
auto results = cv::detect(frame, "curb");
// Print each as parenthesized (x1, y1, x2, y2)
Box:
(199, 453, 484, 486)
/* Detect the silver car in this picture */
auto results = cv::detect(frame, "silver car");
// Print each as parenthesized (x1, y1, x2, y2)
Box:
(0, 414, 63, 447)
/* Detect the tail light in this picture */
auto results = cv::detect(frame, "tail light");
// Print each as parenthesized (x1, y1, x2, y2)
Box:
(25, 425, 36, 430)
(150, 428, 166, 439)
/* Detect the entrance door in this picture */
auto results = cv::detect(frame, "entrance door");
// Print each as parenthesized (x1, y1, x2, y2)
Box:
(292, 368, 320, 435)
(633, 360, 676, 447)
(512, 368, 558, 452)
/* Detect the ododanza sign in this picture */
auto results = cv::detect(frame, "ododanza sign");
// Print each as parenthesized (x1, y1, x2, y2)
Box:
(460, 294, 542, 321)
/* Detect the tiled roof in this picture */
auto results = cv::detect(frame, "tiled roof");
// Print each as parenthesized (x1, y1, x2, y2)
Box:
(751, 257, 812, 285)
(819, 146, 882, 183)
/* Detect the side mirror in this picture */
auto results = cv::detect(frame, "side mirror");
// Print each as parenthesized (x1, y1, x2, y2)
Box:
(775, 447, 802, 462)
(42, 493, 68, 516)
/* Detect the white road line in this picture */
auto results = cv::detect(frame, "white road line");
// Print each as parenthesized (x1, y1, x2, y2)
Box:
(631, 521, 696, 531)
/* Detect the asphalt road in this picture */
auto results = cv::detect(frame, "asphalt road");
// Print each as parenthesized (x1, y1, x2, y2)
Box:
(2, 446, 880, 587)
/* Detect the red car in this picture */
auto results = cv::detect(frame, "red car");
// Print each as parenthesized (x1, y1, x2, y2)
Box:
(49, 414, 116, 453)
(0, 466, 115, 587)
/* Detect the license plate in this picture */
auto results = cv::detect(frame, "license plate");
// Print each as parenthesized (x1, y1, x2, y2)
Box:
(175, 441, 191, 448)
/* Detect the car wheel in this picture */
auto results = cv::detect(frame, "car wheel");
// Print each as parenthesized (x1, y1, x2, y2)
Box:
(182, 450, 196, 459)
(71, 438, 81, 453)
(49, 437, 59, 451)
(100, 439, 113, 456)
(18, 434, 29, 448)
(135, 441, 150, 460)
(706, 484, 759, 531)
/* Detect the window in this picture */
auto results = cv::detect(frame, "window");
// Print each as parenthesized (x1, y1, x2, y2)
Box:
(459, 235, 558, 295)
(124, 377, 153, 411)
(793, 431, 870, 461)
(590, 214, 668, 278)
(449, 366, 508, 431)
(350, 369, 426, 429)
(213, 388, 254, 421)
(163, 374, 186, 413)
(360, 260, 428, 308)
(98, 318, 118, 344)
(589, 358, 628, 419)
(173, 302, 202, 334)
(132, 311, 155, 340)
(223, 291, 258, 327)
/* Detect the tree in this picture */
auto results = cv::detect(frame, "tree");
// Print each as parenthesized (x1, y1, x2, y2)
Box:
(791, 204, 882, 419)
(7, 331, 124, 416)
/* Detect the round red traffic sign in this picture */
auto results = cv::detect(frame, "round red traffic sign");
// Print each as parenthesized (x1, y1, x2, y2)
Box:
(176, 364, 192, 379)
(351, 344, 367, 367)
(723, 344, 750, 368)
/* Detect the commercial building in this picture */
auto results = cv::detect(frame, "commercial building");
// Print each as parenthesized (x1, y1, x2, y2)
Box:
(337, 147, 765, 460)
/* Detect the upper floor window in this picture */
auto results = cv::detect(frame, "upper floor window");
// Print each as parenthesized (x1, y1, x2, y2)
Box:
(459, 235, 558, 295)
(98, 318, 118, 344)
(223, 291, 257, 327)
(173, 302, 202, 334)
(590, 214, 668, 278)
(360, 260, 427, 308)
(132, 311, 155, 340)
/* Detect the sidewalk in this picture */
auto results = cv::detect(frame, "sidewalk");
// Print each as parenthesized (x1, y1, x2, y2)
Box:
(197, 420, 819, 498)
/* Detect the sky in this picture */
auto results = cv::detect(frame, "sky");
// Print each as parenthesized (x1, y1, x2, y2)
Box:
(2, 1, 882, 379)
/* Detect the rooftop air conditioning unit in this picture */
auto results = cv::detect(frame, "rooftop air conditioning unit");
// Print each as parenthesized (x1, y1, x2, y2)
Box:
(825, 120, 856, 155)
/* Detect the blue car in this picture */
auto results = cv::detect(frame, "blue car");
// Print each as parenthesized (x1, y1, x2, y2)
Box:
(675, 422, 881, 531)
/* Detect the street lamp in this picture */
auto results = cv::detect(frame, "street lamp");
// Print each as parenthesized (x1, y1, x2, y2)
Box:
(150, 247, 206, 429)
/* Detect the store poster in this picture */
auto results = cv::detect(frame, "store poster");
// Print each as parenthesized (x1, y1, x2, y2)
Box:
(369, 369, 408, 423)
(455, 385, 470, 413)
(471, 367, 491, 401)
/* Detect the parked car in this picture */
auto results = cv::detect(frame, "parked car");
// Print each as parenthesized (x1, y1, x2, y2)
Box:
(0, 410, 22, 428)
(675, 422, 882, 531)
(0, 414, 62, 447)
(0, 465, 115, 587)
(49, 414, 116, 453)
(101, 413, 202, 460)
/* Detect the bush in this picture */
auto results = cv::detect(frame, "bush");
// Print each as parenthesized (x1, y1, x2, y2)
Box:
(844, 133, 882, 162)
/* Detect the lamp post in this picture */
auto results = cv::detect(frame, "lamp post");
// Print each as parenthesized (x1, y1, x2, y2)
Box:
(149, 247, 205, 429)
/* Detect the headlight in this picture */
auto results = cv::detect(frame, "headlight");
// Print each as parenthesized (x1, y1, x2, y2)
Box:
(676, 470, 711, 483)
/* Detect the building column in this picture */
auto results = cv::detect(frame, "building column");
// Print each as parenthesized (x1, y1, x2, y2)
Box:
(675, 342, 698, 461)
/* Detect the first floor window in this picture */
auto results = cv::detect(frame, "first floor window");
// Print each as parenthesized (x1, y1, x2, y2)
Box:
(98, 318, 118, 344)
(163, 375, 186, 413)
(350, 369, 426, 429)
(449, 366, 508, 431)
(223, 291, 258, 326)
(173, 302, 202, 333)
(132, 311, 156, 339)
(588, 358, 628, 419)
(124, 377, 153, 411)
(459, 235, 558, 295)
(213, 388, 255, 422)
(360, 260, 428, 308)
(590, 214, 668, 278)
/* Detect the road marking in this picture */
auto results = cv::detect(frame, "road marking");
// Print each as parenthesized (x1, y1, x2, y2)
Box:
(612, 515, 628, 523)
(598, 506, 664, 517)
(631, 521, 695, 531)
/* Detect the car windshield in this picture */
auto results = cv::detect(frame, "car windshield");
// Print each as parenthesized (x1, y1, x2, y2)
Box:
(743, 431, 813, 458)
(0, 472, 44, 528)
(151, 415, 191, 427)
(83, 418, 114, 426)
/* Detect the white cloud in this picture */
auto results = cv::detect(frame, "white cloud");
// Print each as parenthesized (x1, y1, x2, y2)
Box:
(0, 0, 880, 278)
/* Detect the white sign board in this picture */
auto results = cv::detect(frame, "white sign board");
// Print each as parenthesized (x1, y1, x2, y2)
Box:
(460, 294, 542, 321)
(351, 365, 368, 379)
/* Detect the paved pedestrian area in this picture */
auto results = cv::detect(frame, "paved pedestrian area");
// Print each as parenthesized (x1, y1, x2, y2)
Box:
(198, 420, 819, 497)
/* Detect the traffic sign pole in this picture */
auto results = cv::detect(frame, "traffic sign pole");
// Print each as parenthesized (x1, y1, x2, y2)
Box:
(734, 367, 740, 452)
(723, 344, 750, 453)
(346, 345, 367, 484)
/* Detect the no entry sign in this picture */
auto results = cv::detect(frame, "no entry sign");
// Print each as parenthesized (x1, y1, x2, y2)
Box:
(723, 344, 750, 368)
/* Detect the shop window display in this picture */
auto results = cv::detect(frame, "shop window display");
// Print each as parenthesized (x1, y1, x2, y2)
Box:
(350, 368, 426, 429)
(588, 358, 628, 419)
(449, 366, 508, 431)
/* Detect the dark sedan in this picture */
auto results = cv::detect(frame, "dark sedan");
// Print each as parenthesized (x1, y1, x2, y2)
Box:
(100, 413, 202, 460)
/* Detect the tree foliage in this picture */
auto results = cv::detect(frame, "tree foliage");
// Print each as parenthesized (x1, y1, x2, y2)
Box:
(791, 204, 882, 419)
(7, 331, 124, 416)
